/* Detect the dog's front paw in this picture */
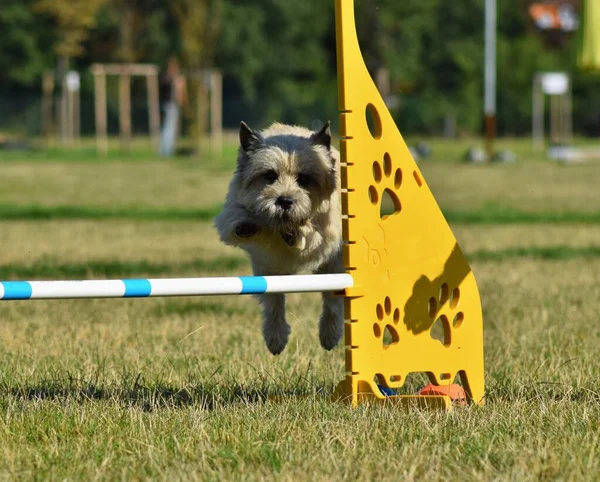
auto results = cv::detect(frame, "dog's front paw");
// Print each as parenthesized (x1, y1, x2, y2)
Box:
(319, 310, 343, 351)
(263, 318, 291, 355)
(235, 222, 259, 238)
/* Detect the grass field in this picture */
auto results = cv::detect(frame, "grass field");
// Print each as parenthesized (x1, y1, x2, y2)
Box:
(1, 137, 600, 481)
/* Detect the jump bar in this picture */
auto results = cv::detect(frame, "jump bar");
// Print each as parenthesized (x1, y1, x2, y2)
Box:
(0, 274, 354, 301)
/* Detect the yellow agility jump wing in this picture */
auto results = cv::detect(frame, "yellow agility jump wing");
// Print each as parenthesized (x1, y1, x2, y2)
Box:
(334, 0, 485, 408)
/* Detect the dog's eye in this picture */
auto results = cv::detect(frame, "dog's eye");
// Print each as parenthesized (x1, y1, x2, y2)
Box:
(263, 170, 278, 184)
(297, 173, 312, 188)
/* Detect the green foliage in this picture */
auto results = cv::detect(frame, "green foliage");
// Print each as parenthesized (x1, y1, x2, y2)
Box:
(34, 0, 109, 59)
(215, 0, 336, 126)
(2, 0, 600, 135)
(171, 0, 223, 68)
(0, 0, 53, 86)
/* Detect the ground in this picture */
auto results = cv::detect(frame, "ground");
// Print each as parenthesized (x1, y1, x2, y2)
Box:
(0, 137, 599, 480)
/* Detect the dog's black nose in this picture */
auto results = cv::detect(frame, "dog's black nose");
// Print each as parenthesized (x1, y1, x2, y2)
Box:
(276, 196, 294, 210)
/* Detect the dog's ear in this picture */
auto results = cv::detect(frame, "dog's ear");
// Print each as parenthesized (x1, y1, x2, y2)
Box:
(310, 121, 331, 150)
(239, 121, 264, 153)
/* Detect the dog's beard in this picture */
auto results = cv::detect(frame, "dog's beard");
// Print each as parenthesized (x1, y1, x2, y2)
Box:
(248, 198, 311, 229)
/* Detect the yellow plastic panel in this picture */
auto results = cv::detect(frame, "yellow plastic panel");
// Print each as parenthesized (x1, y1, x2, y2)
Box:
(334, 0, 484, 407)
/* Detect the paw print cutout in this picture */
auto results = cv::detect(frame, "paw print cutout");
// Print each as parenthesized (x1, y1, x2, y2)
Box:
(365, 103, 424, 202)
(368, 153, 402, 219)
(428, 282, 465, 347)
(372, 296, 401, 347)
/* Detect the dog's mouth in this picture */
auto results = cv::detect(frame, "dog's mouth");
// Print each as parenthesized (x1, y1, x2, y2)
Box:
(251, 205, 309, 229)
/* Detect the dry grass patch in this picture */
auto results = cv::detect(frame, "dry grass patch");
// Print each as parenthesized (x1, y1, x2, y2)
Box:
(1, 257, 599, 480)
(422, 161, 600, 213)
(0, 161, 233, 209)
(2, 151, 600, 480)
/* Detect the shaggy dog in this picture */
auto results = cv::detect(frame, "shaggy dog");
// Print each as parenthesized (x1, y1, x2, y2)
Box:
(214, 121, 344, 354)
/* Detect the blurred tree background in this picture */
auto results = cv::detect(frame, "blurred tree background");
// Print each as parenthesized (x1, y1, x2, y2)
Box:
(0, 0, 597, 137)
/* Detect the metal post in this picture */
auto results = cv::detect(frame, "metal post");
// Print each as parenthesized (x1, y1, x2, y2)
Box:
(484, 0, 496, 160)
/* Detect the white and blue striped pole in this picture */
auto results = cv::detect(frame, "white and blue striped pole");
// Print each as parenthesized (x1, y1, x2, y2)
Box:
(0, 274, 353, 301)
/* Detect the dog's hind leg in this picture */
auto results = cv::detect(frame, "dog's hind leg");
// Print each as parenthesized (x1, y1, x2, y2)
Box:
(316, 251, 345, 350)
(258, 293, 291, 355)
(319, 290, 344, 350)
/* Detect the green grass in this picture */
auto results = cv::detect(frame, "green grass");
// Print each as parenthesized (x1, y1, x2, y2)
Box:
(0, 136, 240, 167)
(3, 246, 600, 282)
(6, 202, 600, 225)
(469, 245, 600, 261)
(445, 205, 600, 224)
(0, 203, 221, 221)
(3, 138, 600, 215)
(0, 256, 247, 280)
(2, 138, 600, 480)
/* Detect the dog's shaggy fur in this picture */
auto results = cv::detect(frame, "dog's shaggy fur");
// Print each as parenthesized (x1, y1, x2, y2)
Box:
(214, 121, 344, 354)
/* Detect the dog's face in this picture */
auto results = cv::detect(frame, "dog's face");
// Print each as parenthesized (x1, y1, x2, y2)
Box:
(234, 122, 336, 229)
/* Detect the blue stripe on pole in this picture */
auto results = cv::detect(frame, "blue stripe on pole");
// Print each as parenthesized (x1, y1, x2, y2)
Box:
(122, 279, 152, 297)
(239, 276, 267, 294)
(1, 281, 33, 300)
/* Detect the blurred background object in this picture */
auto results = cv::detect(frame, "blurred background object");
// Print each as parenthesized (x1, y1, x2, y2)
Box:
(0, 0, 599, 156)
(578, 0, 600, 71)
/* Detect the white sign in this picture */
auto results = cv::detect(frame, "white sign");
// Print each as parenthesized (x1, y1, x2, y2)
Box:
(66, 71, 80, 92)
(540, 72, 569, 95)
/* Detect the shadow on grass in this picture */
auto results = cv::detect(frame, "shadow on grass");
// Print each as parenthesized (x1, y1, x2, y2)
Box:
(11, 378, 600, 410)
(4, 371, 335, 412)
